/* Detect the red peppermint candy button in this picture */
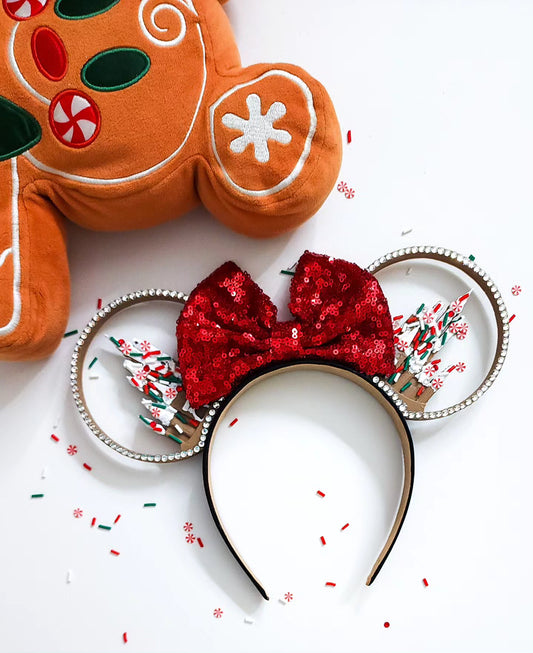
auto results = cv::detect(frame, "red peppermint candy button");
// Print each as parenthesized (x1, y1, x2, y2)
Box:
(3, 0, 48, 20)
(49, 90, 101, 148)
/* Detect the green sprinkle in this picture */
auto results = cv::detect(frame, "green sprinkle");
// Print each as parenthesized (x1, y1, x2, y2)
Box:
(139, 414, 151, 425)
(165, 375, 181, 384)
(174, 412, 188, 424)
(31, 494, 44, 499)
(168, 434, 183, 445)
(425, 334, 435, 344)
(468, 254, 476, 261)
(400, 382, 412, 393)
(152, 402, 167, 410)
(148, 389, 160, 401)
(130, 352, 142, 357)
(280, 270, 295, 276)
(416, 303, 425, 315)
(109, 336, 120, 347)
(387, 373, 397, 384)
(157, 356, 171, 361)
(443, 312, 449, 327)
(144, 503, 157, 508)
(442, 332, 448, 345)
(63, 330, 78, 338)
(98, 525, 112, 530)
(403, 355, 411, 370)
(420, 351, 429, 360)
(88, 356, 98, 369)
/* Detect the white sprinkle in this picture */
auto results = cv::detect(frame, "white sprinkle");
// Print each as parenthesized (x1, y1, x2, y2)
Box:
(244, 617, 255, 624)
(278, 598, 287, 605)
(41, 467, 47, 479)
(406, 267, 412, 276)
(66, 570, 73, 584)
(401, 228, 413, 236)
(89, 374, 99, 380)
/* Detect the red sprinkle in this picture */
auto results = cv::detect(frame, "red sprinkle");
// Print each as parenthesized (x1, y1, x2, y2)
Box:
(97, 298, 103, 310)
(143, 350, 161, 359)
(509, 314, 516, 323)
(320, 536, 326, 546)
(316, 490, 325, 498)
(341, 523, 350, 531)
(325, 582, 336, 587)
(114, 515, 121, 524)
(423, 578, 429, 587)
(384, 622, 390, 628)
(50, 434, 59, 442)
(197, 538, 204, 548)
(347, 130, 352, 144)
(229, 418, 238, 427)
(91, 517, 96, 527)
(110, 550, 120, 556)
(83, 463, 92, 471)
(123, 632, 128, 643)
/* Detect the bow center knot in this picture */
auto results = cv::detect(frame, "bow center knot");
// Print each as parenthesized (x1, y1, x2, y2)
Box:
(270, 321, 305, 360)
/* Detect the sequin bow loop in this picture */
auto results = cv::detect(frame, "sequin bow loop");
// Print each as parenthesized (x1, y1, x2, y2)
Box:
(177, 252, 396, 408)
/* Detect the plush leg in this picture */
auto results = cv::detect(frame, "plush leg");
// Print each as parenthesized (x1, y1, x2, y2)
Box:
(199, 62, 342, 238)
(0, 157, 70, 360)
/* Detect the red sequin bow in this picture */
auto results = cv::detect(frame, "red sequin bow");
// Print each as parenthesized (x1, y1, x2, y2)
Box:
(177, 251, 396, 408)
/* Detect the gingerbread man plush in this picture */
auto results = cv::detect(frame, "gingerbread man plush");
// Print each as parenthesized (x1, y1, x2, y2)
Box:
(0, 0, 342, 360)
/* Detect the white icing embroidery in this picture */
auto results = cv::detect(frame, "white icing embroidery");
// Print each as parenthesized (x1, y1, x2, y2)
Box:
(209, 70, 317, 197)
(222, 94, 291, 164)
(0, 159, 22, 337)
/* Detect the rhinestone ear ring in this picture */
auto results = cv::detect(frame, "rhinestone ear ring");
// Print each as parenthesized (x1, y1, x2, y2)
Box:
(70, 289, 211, 463)
(368, 246, 509, 420)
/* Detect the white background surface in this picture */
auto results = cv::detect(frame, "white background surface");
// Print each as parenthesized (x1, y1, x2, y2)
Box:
(1, 1, 533, 652)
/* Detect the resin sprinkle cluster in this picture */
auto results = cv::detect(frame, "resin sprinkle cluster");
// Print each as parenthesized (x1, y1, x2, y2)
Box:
(108, 337, 206, 450)
(390, 291, 471, 400)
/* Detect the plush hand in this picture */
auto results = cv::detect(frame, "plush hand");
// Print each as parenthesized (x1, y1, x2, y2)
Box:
(0, 0, 342, 360)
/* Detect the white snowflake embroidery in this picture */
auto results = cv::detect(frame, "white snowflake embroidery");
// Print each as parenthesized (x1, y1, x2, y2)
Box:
(222, 94, 292, 163)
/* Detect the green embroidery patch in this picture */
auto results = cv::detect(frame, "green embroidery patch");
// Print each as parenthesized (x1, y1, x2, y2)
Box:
(55, 0, 120, 20)
(81, 48, 151, 92)
(0, 96, 41, 162)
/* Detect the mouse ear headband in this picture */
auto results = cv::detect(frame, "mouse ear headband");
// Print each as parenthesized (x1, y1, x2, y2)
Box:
(71, 247, 510, 599)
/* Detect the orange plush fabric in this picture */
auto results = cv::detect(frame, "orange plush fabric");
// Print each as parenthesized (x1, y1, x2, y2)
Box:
(0, 0, 342, 360)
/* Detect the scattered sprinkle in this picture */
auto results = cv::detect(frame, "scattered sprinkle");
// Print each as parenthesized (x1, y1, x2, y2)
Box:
(511, 285, 522, 296)
(197, 538, 204, 548)
(384, 622, 390, 628)
(284, 592, 293, 602)
(406, 267, 412, 276)
(89, 374, 99, 380)
(67, 445, 78, 456)
(97, 298, 103, 310)
(509, 314, 516, 323)
(280, 269, 295, 276)
(229, 418, 238, 427)
(316, 490, 325, 498)
(123, 632, 128, 644)
(41, 467, 47, 479)
(341, 523, 350, 531)
(213, 608, 223, 619)
(244, 617, 255, 625)
(345, 187, 355, 199)
(73, 508, 83, 519)
(31, 494, 44, 499)
(50, 434, 59, 442)
(347, 130, 352, 144)
(98, 525, 111, 531)
(186, 533, 196, 544)
(110, 550, 120, 556)
(83, 463, 92, 471)
(66, 570, 73, 584)
(279, 598, 287, 605)
(88, 357, 98, 370)
(325, 582, 336, 587)
(183, 522, 194, 532)
(114, 515, 121, 524)
(143, 503, 156, 508)
(423, 578, 429, 587)
(91, 517, 96, 527)
(468, 254, 475, 261)
(456, 362, 466, 373)
(63, 329, 78, 338)
(320, 536, 326, 546)
(401, 228, 413, 236)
